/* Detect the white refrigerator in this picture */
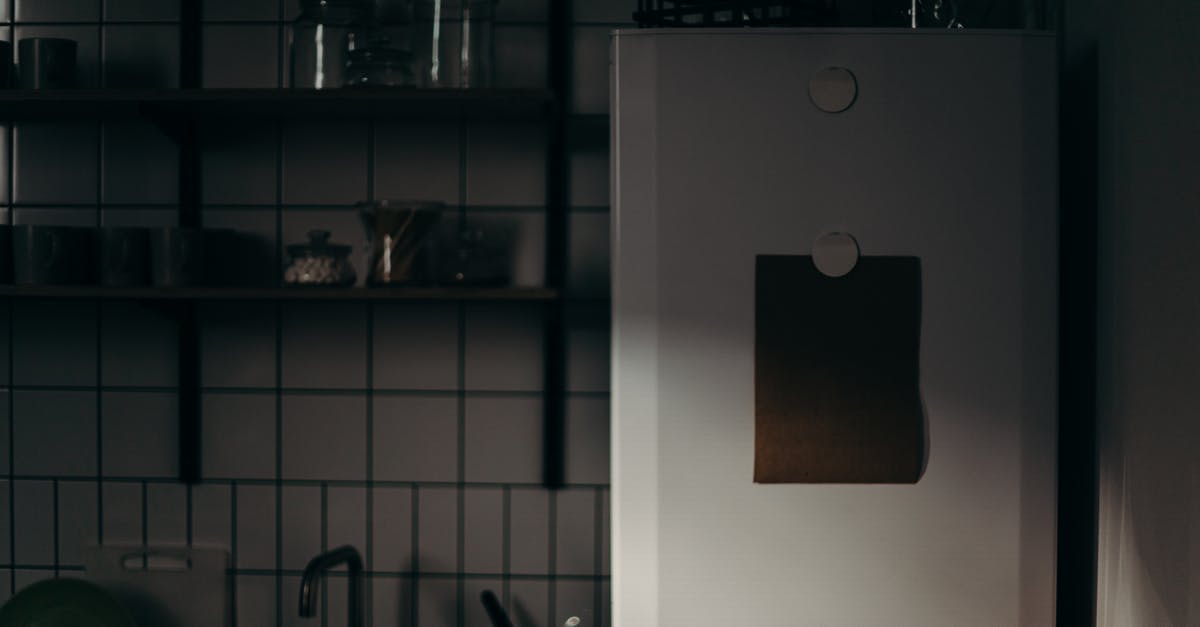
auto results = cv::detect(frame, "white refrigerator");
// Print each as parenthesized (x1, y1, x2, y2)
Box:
(611, 30, 1058, 627)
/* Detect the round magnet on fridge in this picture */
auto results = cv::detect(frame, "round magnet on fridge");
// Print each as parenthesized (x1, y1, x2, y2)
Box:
(812, 232, 860, 277)
(809, 67, 857, 113)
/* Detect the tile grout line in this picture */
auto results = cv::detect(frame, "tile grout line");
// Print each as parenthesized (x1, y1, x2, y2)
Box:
(0, 384, 610, 399)
(4, 474, 608, 490)
(320, 482, 328, 627)
(364, 114, 375, 627)
(230, 481, 238, 627)
(365, 303, 375, 627)
(140, 481, 148, 548)
(7, 308, 13, 593)
(409, 485, 419, 627)
(5, 39, 12, 589)
(95, 302, 104, 549)
(51, 480, 58, 578)
(549, 490, 558, 625)
(0, 563, 608, 580)
(4, 202, 613, 216)
(186, 482, 193, 546)
(456, 301, 467, 626)
(593, 487, 604, 627)
(273, 75, 286, 626)
(273, 275, 284, 618)
(502, 486, 511, 607)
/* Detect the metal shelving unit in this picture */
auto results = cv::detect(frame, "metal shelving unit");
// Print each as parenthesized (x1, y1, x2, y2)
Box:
(0, 0, 581, 488)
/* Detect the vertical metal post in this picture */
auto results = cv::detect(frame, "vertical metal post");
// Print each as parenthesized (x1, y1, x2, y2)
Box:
(178, 0, 203, 484)
(542, 0, 571, 489)
(1055, 10, 1099, 625)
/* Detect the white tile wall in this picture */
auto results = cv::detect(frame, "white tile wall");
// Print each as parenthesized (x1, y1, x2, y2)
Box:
(56, 481, 96, 566)
(373, 396, 459, 482)
(281, 393, 368, 480)
(371, 486, 414, 573)
(101, 482, 143, 545)
(201, 393, 277, 479)
(2, 0, 624, 624)
(463, 487, 504, 572)
(416, 486, 458, 573)
(281, 485, 322, 570)
(100, 391, 178, 478)
(146, 483, 187, 545)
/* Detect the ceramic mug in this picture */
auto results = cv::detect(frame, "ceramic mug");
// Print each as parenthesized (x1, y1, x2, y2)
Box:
(13, 225, 93, 285)
(100, 227, 150, 287)
(19, 37, 78, 89)
(0, 225, 12, 283)
(150, 227, 205, 287)
(0, 41, 12, 88)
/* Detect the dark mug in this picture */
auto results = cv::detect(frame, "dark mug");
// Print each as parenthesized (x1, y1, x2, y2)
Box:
(100, 227, 150, 286)
(203, 228, 236, 286)
(19, 38, 78, 90)
(13, 225, 94, 285)
(0, 41, 12, 89)
(150, 227, 206, 287)
(0, 225, 11, 283)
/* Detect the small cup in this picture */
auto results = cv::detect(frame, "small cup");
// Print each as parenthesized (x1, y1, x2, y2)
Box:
(0, 225, 12, 283)
(150, 227, 206, 287)
(13, 225, 94, 285)
(203, 228, 236, 286)
(99, 227, 150, 287)
(19, 37, 78, 90)
(0, 41, 13, 89)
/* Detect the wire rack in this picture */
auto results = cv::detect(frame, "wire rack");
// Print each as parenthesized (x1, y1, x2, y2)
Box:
(633, 0, 838, 27)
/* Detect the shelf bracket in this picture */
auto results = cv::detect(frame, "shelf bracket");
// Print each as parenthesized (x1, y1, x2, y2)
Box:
(178, 302, 201, 484)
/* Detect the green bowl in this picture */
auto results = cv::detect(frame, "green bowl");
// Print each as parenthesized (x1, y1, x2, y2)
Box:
(0, 578, 136, 627)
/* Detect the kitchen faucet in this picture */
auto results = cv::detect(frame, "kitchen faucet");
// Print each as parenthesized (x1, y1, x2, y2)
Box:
(299, 545, 364, 627)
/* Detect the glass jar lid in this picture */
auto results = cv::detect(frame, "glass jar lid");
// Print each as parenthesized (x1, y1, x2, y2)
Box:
(287, 230, 353, 258)
(347, 42, 413, 68)
(298, 0, 372, 21)
(301, 0, 373, 10)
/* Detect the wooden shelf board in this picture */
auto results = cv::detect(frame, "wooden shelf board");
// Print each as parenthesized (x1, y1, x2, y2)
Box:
(0, 285, 560, 301)
(0, 88, 557, 122)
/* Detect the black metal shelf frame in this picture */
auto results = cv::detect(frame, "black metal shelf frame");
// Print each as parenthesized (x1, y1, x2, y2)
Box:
(0, 0, 580, 488)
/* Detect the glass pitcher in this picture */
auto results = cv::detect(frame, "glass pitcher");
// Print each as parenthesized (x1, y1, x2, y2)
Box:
(290, 0, 372, 89)
(413, 0, 495, 88)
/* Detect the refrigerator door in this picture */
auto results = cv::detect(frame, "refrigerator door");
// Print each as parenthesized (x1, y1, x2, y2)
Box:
(612, 29, 1057, 627)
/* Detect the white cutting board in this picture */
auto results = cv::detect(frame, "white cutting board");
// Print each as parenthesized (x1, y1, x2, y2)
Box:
(85, 546, 230, 627)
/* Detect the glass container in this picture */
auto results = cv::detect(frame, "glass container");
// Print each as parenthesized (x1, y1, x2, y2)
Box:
(860, 0, 1051, 28)
(413, 0, 495, 88)
(438, 226, 511, 285)
(284, 230, 357, 286)
(290, 0, 372, 89)
(345, 40, 415, 87)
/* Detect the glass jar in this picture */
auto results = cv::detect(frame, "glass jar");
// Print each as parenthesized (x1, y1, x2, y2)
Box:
(413, 0, 495, 88)
(438, 226, 512, 285)
(283, 230, 357, 286)
(346, 40, 415, 87)
(290, 0, 372, 89)
(885, 0, 1052, 28)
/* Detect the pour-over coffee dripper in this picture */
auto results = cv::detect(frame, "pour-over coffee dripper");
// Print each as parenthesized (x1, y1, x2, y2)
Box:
(358, 200, 443, 284)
